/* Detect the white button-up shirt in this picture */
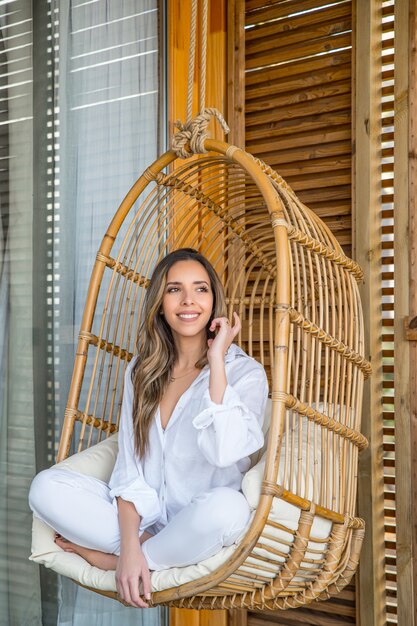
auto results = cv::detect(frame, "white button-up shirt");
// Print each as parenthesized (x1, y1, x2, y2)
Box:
(108, 344, 269, 531)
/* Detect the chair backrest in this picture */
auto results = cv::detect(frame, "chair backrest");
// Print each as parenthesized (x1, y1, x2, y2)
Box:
(59, 141, 369, 524)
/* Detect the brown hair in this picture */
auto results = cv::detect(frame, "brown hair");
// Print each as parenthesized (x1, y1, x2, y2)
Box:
(131, 248, 227, 458)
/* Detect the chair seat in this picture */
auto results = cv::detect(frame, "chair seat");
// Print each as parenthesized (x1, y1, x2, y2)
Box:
(30, 433, 332, 594)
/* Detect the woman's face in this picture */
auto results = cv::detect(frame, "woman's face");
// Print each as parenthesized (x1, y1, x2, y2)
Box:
(161, 260, 214, 341)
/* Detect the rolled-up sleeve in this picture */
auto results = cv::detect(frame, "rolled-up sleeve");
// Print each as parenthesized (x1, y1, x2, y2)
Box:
(108, 359, 161, 528)
(192, 365, 268, 468)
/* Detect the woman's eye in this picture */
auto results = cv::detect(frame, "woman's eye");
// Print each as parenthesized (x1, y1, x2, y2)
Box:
(166, 285, 209, 293)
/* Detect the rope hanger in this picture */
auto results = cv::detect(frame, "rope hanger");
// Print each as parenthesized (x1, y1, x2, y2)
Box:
(171, 0, 230, 158)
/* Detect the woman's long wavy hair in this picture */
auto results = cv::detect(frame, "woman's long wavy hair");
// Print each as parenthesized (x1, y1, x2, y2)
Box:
(131, 248, 227, 458)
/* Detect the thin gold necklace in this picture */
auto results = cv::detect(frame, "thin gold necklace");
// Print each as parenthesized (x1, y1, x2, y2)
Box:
(170, 366, 197, 383)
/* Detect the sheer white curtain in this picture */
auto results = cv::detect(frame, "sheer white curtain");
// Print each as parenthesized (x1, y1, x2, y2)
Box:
(53, 0, 163, 430)
(0, 2, 43, 624)
(55, 0, 166, 623)
(55, 0, 162, 424)
(0, 0, 167, 623)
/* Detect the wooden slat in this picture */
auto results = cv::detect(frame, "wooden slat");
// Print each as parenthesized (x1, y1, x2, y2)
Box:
(246, 32, 352, 70)
(246, 94, 351, 126)
(246, 63, 351, 102)
(246, 80, 351, 114)
(246, 120, 351, 151)
(281, 169, 351, 190)
(246, 50, 351, 87)
(246, 0, 334, 11)
(246, 5, 351, 50)
(171, 608, 228, 626)
(248, 588, 357, 625)
(229, 610, 247, 626)
(254, 140, 351, 168)
(246, 0, 349, 24)
(246, 114, 350, 143)
(294, 185, 351, 204)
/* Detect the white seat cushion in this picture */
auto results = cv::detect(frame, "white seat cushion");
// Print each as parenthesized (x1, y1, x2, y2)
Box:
(30, 434, 243, 592)
(30, 406, 333, 593)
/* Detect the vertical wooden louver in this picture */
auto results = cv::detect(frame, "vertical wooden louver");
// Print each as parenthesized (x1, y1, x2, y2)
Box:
(381, 1, 396, 622)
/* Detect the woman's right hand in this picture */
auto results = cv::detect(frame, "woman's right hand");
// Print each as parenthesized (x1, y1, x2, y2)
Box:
(116, 540, 151, 608)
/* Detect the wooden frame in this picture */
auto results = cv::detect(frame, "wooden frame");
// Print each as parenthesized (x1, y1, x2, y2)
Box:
(167, 0, 227, 145)
(394, 0, 417, 624)
(168, 2, 229, 622)
(409, 1, 417, 620)
(226, 0, 245, 151)
(354, 0, 387, 624)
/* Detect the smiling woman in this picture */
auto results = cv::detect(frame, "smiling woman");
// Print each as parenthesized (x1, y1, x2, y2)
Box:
(160, 260, 215, 428)
(28, 248, 269, 609)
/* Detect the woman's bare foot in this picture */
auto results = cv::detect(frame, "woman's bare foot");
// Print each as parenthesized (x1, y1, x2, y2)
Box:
(54, 534, 118, 570)
(53, 530, 153, 572)
(54, 535, 76, 553)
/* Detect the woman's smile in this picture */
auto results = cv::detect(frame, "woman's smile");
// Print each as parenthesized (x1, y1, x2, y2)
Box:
(177, 312, 200, 321)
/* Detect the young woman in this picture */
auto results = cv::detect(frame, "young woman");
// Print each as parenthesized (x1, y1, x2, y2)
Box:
(29, 248, 269, 608)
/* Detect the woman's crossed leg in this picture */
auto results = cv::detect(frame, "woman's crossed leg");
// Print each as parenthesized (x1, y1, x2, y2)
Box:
(29, 467, 250, 572)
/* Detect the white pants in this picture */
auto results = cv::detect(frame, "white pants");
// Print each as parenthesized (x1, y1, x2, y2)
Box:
(29, 468, 250, 571)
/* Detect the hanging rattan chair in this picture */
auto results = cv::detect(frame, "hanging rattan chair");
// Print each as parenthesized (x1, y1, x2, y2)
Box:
(30, 137, 370, 610)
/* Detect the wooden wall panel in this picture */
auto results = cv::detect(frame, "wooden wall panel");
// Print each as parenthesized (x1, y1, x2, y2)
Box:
(409, 3, 417, 621)
(170, 607, 228, 626)
(167, 1, 228, 623)
(409, 0, 417, 621)
(167, 0, 227, 142)
(167, 0, 227, 264)
(393, 1, 417, 625)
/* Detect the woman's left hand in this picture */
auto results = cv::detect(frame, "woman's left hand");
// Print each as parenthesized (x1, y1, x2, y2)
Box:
(207, 312, 241, 360)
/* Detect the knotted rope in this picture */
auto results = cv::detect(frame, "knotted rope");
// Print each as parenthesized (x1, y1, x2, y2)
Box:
(171, 0, 230, 158)
(171, 107, 230, 158)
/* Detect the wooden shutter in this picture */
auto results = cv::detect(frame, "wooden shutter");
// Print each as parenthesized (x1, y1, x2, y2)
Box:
(244, 1, 356, 624)
(243, 1, 405, 623)
(245, 0, 353, 256)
